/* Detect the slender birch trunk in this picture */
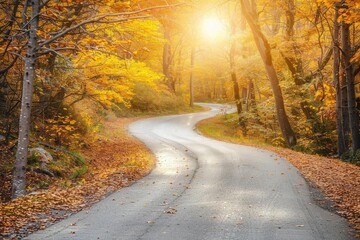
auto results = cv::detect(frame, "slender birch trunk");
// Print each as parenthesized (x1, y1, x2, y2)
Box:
(12, 0, 39, 199)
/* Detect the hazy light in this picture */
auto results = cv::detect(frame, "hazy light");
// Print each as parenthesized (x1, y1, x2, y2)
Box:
(201, 16, 225, 40)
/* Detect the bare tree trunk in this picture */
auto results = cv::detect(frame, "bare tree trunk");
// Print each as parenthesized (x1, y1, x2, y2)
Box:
(189, 47, 195, 107)
(229, 18, 242, 114)
(341, 20, 360, 156)
(333, 6, 347, 157)
(163, 28, 175, 92)
(12, 0, 39, 199)
(230, 64, 242, 113)
(247, 80, 256, 109)
(333, 5, 349, 157)
(242, 88, 247, 103)
(240, 0, 296, 146)
(341, 76, 350, 149)
(229, 14, 247, 135)
(175, 47, 183, 90)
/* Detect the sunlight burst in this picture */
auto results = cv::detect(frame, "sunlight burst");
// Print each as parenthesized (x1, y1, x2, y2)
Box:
(201, 17, 225, 40)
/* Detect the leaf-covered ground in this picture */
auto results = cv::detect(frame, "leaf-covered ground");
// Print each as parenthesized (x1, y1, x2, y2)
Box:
(197, 116, 360, 236)
(0, 118, 155, 239)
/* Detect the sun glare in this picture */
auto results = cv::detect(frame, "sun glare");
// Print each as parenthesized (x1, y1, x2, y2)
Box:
(201, 17, 225, 40)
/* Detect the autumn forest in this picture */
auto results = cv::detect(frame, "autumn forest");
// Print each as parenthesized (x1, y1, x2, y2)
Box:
(1, 0, 360, 238)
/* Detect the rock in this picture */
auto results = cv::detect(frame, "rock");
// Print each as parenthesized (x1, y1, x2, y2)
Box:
(29, 148, 54, 177)
(29, 147, 53, 166)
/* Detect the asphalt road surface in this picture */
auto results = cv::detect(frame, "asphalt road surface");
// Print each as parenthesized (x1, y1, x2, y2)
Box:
(28, 103, 355, 240)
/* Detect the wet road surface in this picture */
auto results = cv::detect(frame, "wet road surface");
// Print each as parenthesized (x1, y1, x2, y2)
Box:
(28, 103, 355, 240)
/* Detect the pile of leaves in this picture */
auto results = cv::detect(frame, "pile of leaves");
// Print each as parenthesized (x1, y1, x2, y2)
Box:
(197, 116, 360, 236)
(0, 118, 155, 239)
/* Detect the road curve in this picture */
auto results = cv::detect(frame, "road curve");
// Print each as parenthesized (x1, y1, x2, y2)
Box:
(28, 103, 355, 240)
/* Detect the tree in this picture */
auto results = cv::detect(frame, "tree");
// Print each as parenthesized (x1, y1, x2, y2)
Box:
(280, 0, 324, 131)
(12, 0, 40, 198)
(333, 4, 348, 156)
(326, 0, 360, 158)
(341, 12, 360, 156)
(239, 0, 296, 146)
(229, 4, 242, 115)
(229, 2, 247, 134)
(189, 47, 195, 107)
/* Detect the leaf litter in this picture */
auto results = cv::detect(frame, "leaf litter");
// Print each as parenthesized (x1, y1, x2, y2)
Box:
(0, 118, 155, 239)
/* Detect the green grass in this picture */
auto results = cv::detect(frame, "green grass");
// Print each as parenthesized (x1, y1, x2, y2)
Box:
(70, 166, 88, 179)
(115, 105, 205, 117)
(196, 113, 270, 148)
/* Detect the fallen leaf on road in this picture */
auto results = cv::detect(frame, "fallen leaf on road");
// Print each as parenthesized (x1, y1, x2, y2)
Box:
(165, 207, 177, 214)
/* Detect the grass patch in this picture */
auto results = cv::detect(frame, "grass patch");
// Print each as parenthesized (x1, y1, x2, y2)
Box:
(70, 166, 88, 179)
(197, 113, 269, 147)
(115, 105, 204, 118)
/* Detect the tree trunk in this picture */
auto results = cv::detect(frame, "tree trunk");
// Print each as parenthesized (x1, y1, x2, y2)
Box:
(341, 20, 360, 156)
(229, 20, 242, 114)
(341, 74, 350, 150)
(240, 0, 296, 146)
(333, 6, 347, 157)
(163, 28, 175, 92)
(242, 88, 247, 104)
(229, 16, 247, 135)
(189, 47, 195, 107)
(246, 80, 256, 110)
(231, 72, 241, 113)
(12, 0, 39, 199)
(175, 47, 183, 90)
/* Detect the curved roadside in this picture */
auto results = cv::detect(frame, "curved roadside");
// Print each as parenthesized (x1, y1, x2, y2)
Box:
(196, 114, 360, 237)
(1, 117, 156, 239)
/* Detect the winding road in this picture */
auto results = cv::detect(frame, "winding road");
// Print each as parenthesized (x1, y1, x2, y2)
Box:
(28, 103, 355, 240)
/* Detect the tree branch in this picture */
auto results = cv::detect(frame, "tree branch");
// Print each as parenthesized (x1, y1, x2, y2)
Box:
(304, 47, 333, 82)
(38, 4, 184, 48)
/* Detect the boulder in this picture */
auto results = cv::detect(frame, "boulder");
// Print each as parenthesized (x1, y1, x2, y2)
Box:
(29, 147, 54, 173)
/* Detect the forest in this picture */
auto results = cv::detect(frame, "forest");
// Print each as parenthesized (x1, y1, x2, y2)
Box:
(0, 0, 359, 216)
